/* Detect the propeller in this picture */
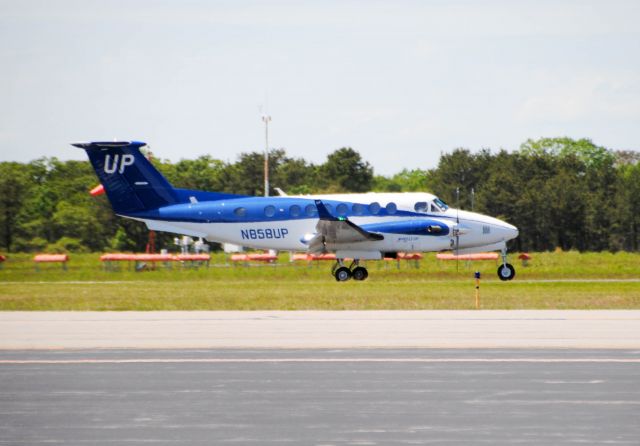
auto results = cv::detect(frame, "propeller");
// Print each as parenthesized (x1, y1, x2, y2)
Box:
(455, 187, 460, 272)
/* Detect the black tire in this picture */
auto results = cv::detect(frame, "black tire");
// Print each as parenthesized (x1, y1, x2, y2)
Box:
(497, 263, 516, 281)
(352, 266, 368, 281)
(334, 266, 352, 282)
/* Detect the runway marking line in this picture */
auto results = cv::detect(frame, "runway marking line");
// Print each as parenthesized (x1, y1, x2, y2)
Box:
(1, 358, 639, 364)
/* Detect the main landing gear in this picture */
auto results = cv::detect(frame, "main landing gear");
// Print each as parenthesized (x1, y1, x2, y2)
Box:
(497, 247, 516, 281)
(332, 259, 369, 282)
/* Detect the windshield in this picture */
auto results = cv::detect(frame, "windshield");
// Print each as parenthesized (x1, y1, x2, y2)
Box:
(433, 197, 449, 211)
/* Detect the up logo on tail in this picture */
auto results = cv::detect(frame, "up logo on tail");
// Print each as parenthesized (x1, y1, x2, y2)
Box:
(104, 154, 135, 174)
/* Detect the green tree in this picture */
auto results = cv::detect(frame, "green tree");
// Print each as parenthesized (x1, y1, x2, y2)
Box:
(319, 147, 373, 192)
(521, 138, 619, 250)
(373, 169, 430, 192)
(393, 169, 431, 191)
(225, 149, 288, 196)
(0, 162, 33, 252)
(158, 156, 229, 192)
(372, 175, 403, 192)
(51, 201, 103, 251)
(475, 152, 523, 249)
(3, 137, 638, 254)
(520, 137, 615, 169)
(616, 162, 640, 250)
(428, 148, 492, 210)
(273, 157, 317, 195)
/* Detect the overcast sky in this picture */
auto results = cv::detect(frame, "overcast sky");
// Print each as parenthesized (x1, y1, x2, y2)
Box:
(1, 0, 639, 175)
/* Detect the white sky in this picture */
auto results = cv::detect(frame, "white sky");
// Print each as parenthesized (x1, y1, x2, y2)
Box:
(1, 0, 639, 175)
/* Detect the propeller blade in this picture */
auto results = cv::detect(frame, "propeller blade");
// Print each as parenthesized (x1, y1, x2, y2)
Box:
(456, 187, 460, 224)
(456, 187, 460, 272)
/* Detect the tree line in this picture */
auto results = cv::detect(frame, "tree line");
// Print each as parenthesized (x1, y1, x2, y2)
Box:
(1, 137, 639, 253)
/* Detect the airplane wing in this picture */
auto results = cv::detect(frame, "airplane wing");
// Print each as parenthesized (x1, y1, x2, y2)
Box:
(308, 200, 384, 253)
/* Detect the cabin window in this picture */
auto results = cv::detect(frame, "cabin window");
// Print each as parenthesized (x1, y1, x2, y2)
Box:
(290, 205, 301, 217)
(233, 207, 247, 217)
(414, 202, 428, 212)
(386, 202, 397, 214)
(352, 203, 364, 215)
(305, 204, 318, 217)
(264, 205, 276, 217)
(369, 202, 381, 215)
(336, 203, 348, 216)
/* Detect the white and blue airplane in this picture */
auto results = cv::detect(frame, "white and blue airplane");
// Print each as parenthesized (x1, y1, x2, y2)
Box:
(74, 140, 519, 281)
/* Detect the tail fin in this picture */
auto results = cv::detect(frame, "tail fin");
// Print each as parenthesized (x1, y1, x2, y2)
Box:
(73, 141, 178, 214)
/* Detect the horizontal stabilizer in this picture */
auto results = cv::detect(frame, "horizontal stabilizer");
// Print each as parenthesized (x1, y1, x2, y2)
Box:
(72, 141, 142, 149)
(141, 219, 207, 239)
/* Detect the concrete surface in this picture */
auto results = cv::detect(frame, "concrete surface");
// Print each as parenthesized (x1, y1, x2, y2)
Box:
(1, 310, 640, 349)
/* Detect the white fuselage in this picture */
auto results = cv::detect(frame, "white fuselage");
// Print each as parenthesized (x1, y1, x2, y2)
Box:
(138, 192, 518, 254)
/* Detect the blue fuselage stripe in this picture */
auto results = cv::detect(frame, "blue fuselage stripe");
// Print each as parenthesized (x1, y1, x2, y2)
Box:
(127, 197, 456, 225)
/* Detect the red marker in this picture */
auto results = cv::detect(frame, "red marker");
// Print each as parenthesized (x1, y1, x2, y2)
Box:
(89, 184, 105, 196)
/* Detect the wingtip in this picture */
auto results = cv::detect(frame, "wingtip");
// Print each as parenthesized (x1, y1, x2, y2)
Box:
(315, 199, 336, 220)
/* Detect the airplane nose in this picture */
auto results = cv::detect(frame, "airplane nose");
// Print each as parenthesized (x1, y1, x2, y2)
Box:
(503, 222, 518, 240)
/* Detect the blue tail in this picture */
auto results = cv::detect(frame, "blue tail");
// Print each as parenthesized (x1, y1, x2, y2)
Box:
(73, 141, 179, 215)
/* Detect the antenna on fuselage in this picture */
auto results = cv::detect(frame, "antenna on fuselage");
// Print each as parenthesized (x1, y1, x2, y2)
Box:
(471, 187, 475, 212)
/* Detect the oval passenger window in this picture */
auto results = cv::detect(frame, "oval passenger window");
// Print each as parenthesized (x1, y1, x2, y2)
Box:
(290, 205, 301, 217)
(305, 204, 317, 217)
(386, 202, 397, 214)
(264, 205, 276, 217)
(352, 203, 364, 215)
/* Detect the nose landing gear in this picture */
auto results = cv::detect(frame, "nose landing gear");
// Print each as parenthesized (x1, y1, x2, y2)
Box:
(332, 259, 369, 281)
(497, 247, 516, 281)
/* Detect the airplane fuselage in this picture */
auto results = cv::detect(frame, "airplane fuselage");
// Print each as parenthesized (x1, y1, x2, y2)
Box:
(132, 192, 517, 255)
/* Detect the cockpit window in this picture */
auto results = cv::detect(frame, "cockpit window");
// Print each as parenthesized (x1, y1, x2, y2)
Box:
(433, 198, 449, 211)
(414, 202, 428, 212)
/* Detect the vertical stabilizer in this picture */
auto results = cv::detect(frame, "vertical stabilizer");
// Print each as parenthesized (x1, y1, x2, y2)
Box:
(73, 141, 178, 214)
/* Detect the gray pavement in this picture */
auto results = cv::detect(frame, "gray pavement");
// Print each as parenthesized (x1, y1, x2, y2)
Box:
(1, 348, 639, 445)
(2, 310, 640, 349)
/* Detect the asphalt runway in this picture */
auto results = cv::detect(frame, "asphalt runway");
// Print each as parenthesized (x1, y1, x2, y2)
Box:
(1, 348, 639, 445)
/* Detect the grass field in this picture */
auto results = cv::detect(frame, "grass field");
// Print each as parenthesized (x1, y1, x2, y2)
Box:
(1, 251, 639, 310)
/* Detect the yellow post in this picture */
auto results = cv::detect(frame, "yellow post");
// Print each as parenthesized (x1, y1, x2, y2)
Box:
(474, 271, 481, 309)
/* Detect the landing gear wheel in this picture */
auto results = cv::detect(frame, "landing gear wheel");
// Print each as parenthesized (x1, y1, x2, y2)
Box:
(352, 266, 368, 281)
(334, 266, 352, 282)
(497, 263, 516, 281)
